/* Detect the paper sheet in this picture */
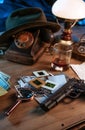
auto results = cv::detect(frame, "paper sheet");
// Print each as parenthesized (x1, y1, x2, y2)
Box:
(70, 62, 85, 80)
(0, 86, 8, 96)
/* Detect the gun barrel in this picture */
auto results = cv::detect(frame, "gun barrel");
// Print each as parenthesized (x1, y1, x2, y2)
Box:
(40, 79, 75, 111)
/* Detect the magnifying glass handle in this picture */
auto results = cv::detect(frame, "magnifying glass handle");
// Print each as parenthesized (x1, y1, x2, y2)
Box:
(5, 100, 21, 116)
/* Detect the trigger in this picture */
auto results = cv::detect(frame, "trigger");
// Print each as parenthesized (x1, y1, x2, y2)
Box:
(68, 91, 81, 99)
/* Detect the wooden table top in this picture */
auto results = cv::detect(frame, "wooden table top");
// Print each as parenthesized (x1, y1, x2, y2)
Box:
(0, 49, 85, 130)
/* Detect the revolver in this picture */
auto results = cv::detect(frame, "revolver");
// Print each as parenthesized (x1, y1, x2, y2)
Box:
(40, 78, 85, 111)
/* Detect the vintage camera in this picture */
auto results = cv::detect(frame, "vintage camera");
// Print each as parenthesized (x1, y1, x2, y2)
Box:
(72, 34, 85, 61)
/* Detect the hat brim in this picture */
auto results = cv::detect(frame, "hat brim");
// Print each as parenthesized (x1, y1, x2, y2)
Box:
(0, 21, 60, 44)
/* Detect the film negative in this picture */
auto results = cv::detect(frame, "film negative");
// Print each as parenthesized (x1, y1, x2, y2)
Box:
(29, 78, 45, 89)
(33, 70, 49, 77)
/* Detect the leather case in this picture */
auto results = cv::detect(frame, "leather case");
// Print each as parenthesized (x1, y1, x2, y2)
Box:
(72, 42, 85, 61)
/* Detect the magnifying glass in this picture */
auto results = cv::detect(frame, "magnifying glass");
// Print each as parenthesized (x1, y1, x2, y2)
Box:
(5, 85, 34, 116)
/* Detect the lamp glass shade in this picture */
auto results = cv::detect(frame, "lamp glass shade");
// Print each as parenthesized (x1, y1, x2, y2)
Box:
(52, 0, 85, 20)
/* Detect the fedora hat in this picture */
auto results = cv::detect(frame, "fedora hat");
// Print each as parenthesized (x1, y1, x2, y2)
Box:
(0, 7, 60, 48)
